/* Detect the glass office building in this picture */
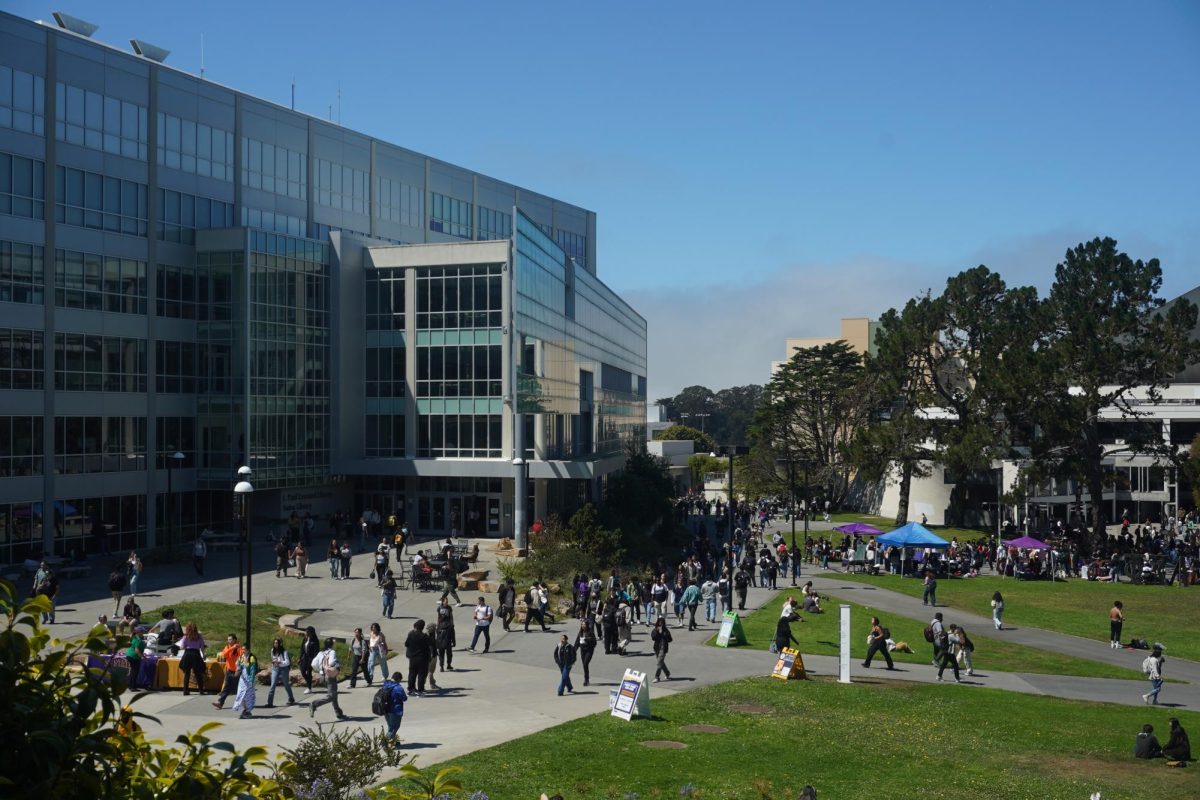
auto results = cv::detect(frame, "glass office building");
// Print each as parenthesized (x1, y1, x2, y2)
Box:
(0, 11, 646, 563)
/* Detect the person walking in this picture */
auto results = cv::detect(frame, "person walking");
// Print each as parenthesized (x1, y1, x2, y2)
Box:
(922, 570, 937, 606)
(951, 623, 975, 676)
(192, 534, 207, 576)
(523, 582, 549, 632)
(1109, 600, 1125, 649)
(929, 612, 946, 666)
(734, 566, 749, 610)
(275, 538, 290, 578)
(1142, 643, 1165, 705)
(380, 671, 408, 750)
(468, 595, 493, 653)
(990, 591, 1005, 630)
(339, 540, 352, 579)
(682, 580, 702, 631)
(718, 569, 733, 615)
(126, 551, 143, 595)
(553, 634, 576, 696)
(308, 638, 347, 720)
(231, 648, 258, 719)
(433, 597, 455, 676)
(348, 628, 372, 688)
(498, 578, 517, 631)
(439, 562, 463, 606)
(299, 626, 320, 694)
(381, 570, 398, 618)
(33, 562, 58, 624)
(211, 634, 244, 710)
(576, 620, 597, 686)
(265, 638, 296, 707)
(861, 616, 895, 670)
(327, 540, 340, 579)
(936, 620, 962, 683)
(293, 541, 309, 578)
(108, 566, 127, 617)
(178, 622, 207, 695)
(651, 617, 673, 682)
(404, 619, 434, 696)
(651, 575, 669, 623)
(368, 622, 390, 683)
(774, 612, 800, 654)
(700, 576, 718, 623)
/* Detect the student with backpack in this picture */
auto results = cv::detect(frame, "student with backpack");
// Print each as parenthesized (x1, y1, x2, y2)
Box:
(861, 616, 895, 670)
(375, 671, 408, 749)
(734, 567, 749, 610)
(523, 582, 549, 632)
(108, 567, 127, 616)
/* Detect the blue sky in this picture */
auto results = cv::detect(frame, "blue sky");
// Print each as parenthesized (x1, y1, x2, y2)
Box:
(14, 1, 1199, 398)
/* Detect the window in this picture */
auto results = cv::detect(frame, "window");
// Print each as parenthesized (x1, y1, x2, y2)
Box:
(54, 249, 147, 314)
(0, 240, 45, 304)
(415, 264, 503, 329)
(365, 268, 404, 330)
(54, 166, 147, 236)
(241, 207, 305, 237)
(54, 416, 145, 473)
(416, 414, 501, 458)
(365, 415, 405, 457)
(0, 66, 45, 135)
(477, 206, 512, 241)
(0, 328, 44, 389)
(556, 229, 587, 270)
(156, 340, 198, 393)
(55, 82, 147, 160)
(156, 111, 234, 180)
(0, 152, 46, 220)
(314, 157, 368, 213)
(365, 346, 406, 397)
(416, 344, 502, 398)
(240, 137, 306, 199)
(377, 176, 422, 227)
(0, 416, 43, 476)
(157, 262, 213, 320)
(156, 417, 196, 467)
(54, 333, 146, 392)
(156, 188, 234, 244)
(429, 192, 471, 239)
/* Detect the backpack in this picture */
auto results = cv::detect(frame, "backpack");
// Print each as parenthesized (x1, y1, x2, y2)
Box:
(524, 588, 534, 605)
(371, 685, 393, 716)
(923, 624, 935, 643)
(108, 571, 126, 592)
(880, 627, 891, 640)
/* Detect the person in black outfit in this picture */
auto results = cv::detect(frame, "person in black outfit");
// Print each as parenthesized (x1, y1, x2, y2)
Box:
(1134, 724, 1163, 758)
(774, 613, 800, 653)
(553, 634, 576, 696)
(404, 619, 434, 695)
(651, 617, 673, 681)
(600, 594, 619, 654)
(275, 539, 290, 578)
(575, 620, 596, 686)
(1164, 718, 1191, 761)
(861, 616, 895, 670)
(299, 626, 320, 694)
(734, 567, 749, 610)
(497, 578, 517, 631)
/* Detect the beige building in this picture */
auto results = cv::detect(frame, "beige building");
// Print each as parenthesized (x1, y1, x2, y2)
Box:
(772, 318, 879, 375)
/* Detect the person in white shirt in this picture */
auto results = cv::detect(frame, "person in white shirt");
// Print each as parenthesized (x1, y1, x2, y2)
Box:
(468, 596, 493, 653)
(308, 638, 347, 720)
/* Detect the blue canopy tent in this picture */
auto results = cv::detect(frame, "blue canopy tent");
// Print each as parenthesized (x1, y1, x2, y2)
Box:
(877, 522, 950, 576)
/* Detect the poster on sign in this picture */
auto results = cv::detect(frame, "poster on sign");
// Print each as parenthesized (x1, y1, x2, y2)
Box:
(611, 669, 650, 721)
(715, 611, 747, 647)
(771, 647, 806, 680)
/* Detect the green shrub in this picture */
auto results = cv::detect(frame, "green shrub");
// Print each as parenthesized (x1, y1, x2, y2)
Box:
(282, 724, 403, 799)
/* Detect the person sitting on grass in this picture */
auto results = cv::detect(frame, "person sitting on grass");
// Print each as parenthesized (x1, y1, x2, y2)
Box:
(1134, 724, 1163, 759)
(801, 592, 823, 614)
(1164, 718, 1191, 762)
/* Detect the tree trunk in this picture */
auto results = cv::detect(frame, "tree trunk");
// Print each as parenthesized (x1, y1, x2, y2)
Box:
(895, 460, 913, 527)
(1086, 468, 1107, 558)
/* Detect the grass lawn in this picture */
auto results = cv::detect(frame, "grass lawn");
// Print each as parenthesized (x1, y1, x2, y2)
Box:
(711, 589, 1142, 680)
(401, 676, 1200, 799)
(832, 573, 1200, 662)
(140, 600, 351, 666)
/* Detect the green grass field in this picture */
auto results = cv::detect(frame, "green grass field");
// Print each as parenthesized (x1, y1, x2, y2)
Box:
(399, 676, 1200, 799)
(713, 589, 1142, 680)
(832, 573, 1200, 662)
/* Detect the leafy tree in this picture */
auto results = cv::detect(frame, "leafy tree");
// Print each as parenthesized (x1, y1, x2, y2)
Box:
(656, 384, 763, 445)
(0, 580, 293, 799)
(853, 296, 939, 526)
(687, 453, 728, 486)
(1186, 434, 1200, 509)
(653, 424, 715, 453)
(755, 341, 873, 509)
(1028, 237, 1200, 550)
(561, 503, 625, 565)
(604, 451, 678, 544)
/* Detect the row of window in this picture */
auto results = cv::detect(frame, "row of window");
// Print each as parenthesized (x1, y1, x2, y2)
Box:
(416, 414, 502, 458)
(157, 188, 235, 244)
(54, 333, 146, 393)
(54, 416, 146, 474)
(365, 268, 405, 331)
(478, 206, 513, 241)
(55, 82, 149, 161)
(242, 137, 306, 199)
(429, 192, 471, 239)
(415, 344, 502, 398)
(365, 414, 405, 458)
(55, 249, 147, 314)
(0, 152, 45, 220)
(0, 328, 43, 390)
(365, 347, 406, 398)
(156, 340, 198, 393)
(156, 111, 235, 181)
(377, 176, 422, 227)
(0, 65, 44, 136)
(415, 264, 503, 330)
(0, 416, 42, 477)
(55, 165, 148, 236)
(0, 240, 44, 305)
(314, 157, 367, 213)
(242, 207, 304, 237)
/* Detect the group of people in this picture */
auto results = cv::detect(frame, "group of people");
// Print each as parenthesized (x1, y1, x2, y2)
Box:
(1134, 718, 1191, 762)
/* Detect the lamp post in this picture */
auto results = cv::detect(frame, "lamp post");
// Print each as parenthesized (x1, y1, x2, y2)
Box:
(712, 445, 749, 537)
(166, 450, 184, 559)
(235, 466, 254, 649)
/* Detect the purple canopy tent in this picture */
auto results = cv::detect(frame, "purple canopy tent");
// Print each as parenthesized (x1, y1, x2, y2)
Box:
(1002, 535, 1050, 550)
(833, 522, 884, 536)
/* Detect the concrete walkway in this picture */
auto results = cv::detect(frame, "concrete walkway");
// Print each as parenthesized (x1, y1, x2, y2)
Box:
(31, 522, 1199, 779)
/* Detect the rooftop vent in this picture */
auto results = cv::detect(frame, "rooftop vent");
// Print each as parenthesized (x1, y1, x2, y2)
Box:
(52, 11, 98, 37)
(130, 39, 170, 63)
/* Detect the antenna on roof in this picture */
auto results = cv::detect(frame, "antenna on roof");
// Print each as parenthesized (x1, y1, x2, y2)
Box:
(337, 81, 341, 126)
(52, 11, 98, 37)
(291, 77, 296, 110)
(200, 34, 205, 79)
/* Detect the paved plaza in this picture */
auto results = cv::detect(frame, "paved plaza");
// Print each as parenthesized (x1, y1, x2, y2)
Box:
(36, 519, 1200, 777)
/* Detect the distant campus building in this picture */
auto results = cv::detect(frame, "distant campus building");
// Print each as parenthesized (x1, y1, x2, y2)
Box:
(0, 11, 647, 563)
